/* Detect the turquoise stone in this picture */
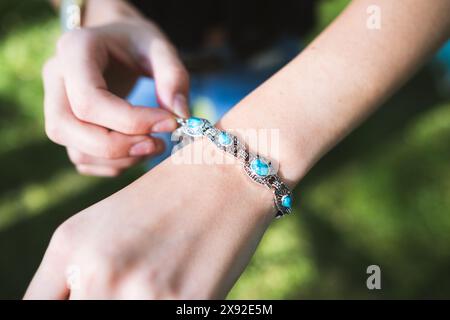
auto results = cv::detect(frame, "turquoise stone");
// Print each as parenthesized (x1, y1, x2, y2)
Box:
(187, 117, 203, 129)
(281, 195, 292, 208)
(186, 117, 204, 135)
(218, 132, 232, 146)
(250, 158, 270, 177)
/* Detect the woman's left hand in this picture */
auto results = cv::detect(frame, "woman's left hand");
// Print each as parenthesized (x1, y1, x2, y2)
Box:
(24, 139, 274, 299)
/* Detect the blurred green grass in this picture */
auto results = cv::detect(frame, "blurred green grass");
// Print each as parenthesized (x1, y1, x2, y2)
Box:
(1, 0, 450, 299)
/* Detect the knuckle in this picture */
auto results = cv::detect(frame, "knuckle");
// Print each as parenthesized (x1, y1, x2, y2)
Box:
(100, 143, 122, 159)
(121, 119, 147, 135)
(107, 104, 148, 135)
(76, 164, 99, 175)
(68, 150, 88, 165)
(88, 260, 114, 282)
(77, 258, 116, 296)
(98, 136, 125, 159)
(76, 165, 93, 176)
(76, 30, 98, 46)
(110, 169, 122, 177)
(44, 122, 62, 144)
(104, 168, 122, 177)
(75, 165, 87, 175)
(76, 165, 123, 177)
(42, 58, 58, 78)
(57, 29, 96, 55)
(49, 221, 73, 254)
(56, 32, 77, 54)
(117, 158, 139, 170)
(71, 99, 91, 121)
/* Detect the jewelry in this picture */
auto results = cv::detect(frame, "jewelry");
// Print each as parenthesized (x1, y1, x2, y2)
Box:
(60, 0, 85, 32)
(176, 117, 293, 218)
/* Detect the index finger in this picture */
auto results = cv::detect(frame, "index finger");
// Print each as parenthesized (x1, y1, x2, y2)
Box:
(58, 30, 177, 135)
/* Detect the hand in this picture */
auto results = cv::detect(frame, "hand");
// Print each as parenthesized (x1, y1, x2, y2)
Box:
(43, 17, 190, 177)
(24, 139, 274, 299)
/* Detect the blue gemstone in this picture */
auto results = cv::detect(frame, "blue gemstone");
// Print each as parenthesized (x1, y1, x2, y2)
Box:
(218, 132, 232, 146)
(187, 117, 203, 129)
(281, 195, 292, 208)
(250, 158, 270, 177)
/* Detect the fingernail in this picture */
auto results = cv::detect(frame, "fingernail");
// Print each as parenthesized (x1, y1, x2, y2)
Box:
(173, 93, 190, 118)
(152, 118, 177, 132)
(129, 140, 154, 156)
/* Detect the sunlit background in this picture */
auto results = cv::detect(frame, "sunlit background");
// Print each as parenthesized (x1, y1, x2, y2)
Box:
(1, 0, 450, 299)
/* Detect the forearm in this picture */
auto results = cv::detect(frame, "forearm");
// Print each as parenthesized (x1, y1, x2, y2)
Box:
(218, 0, 450, 186)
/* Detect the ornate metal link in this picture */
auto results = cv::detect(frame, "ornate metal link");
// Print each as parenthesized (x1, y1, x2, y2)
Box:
(176, 117, 294, 218)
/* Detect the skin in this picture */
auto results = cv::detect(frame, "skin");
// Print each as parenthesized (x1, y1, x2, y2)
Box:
(25, 0, 450, 299)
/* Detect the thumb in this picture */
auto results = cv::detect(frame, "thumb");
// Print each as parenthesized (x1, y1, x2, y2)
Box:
(149, 41, 190, 118)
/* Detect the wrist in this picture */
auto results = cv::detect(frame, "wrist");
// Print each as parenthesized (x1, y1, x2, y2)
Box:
(217, 107, 310, 189)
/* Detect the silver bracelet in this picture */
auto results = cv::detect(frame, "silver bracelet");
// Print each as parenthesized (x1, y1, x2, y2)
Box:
(176, 117, 293, 218)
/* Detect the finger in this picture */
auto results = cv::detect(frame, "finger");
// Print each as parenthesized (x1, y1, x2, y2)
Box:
(67, 138, 164, 168)
(67, 148, 141, 169)
(43, 59, 159, 159)
(146, 38, 190, 118)
(57, 30, 178, 135)
(24, 237, 69, 299)
(68, 148, 142, 169)
(76, 164, 123, 177)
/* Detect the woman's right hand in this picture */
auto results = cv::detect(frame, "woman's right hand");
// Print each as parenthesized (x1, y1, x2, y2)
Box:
(43, 12, 190, 176)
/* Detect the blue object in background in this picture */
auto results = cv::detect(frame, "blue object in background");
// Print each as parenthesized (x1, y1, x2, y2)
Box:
(434, 40, 450, 94)
(436, 40, 450, 70)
